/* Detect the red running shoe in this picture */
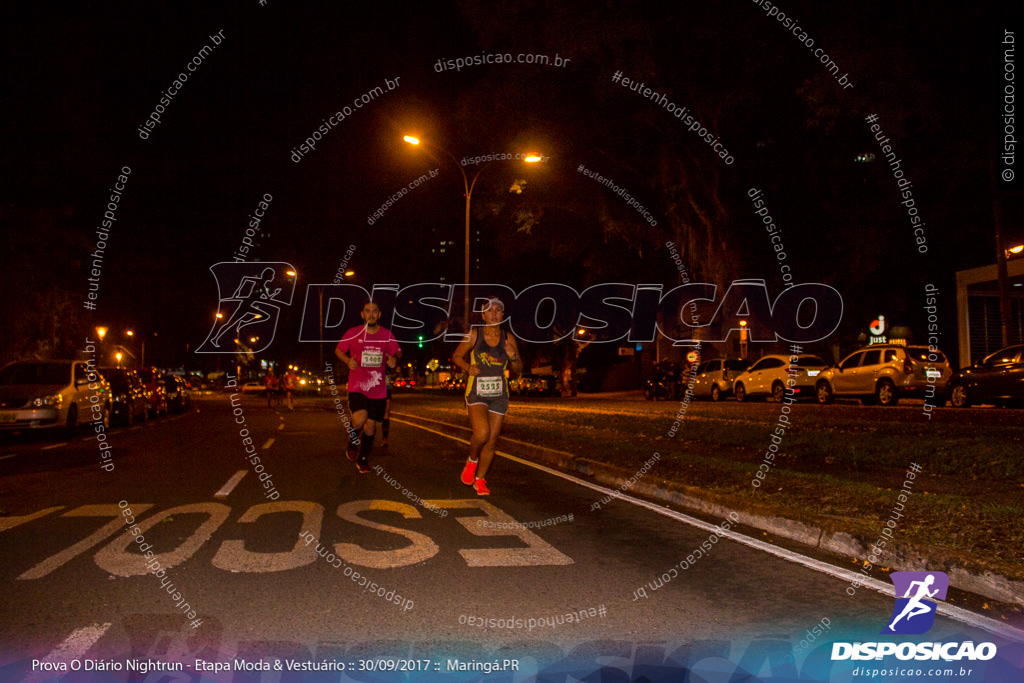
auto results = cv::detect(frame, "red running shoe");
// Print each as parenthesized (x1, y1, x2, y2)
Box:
(460, 459, 478, 485)
(473, 478, 490, 496)
(346, 443, 358, 462)
(356, 457, 370, 474)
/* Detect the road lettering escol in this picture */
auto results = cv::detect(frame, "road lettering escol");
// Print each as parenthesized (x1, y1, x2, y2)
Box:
(6, 499, 573, 579)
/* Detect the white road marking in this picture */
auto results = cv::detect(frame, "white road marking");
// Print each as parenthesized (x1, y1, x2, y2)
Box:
(0, 454, 17, 460)
(0, 506, 64, 532)
(392, 413, 576, 460)
(277, 423, 285, 431)
(41, 442, 68, 450)
(334, 500, 439, 568)
(214, 470, 247, 498)
(95, 502, 230, 576)
(18, 505, 154, 580)
(262, 438, 275, 449)
(393, 416, 1024, 642)
(430, 499, 573, 567)
(212, 501, 324, 573)
(20, 623, 111, 683)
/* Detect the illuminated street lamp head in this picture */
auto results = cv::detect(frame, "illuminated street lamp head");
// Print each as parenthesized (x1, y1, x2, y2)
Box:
(344, 270, 355, 278)
(404, 136, 420, 145)
(739, 320, 748, 327)
(1008, 244, 1024, 256)
(216, 312, 223, 319)
(524, 155, 542, 162)
(96, 327, 108, 340)
(286, 270, 296, 277)
(126, 330, 134, 337)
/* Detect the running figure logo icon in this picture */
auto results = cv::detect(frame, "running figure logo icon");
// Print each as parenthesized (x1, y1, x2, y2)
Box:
(198, 262, 296, 354)
(882, 571, 949, 635)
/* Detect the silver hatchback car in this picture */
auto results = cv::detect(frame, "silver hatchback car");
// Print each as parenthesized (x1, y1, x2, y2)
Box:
(691, 358, 752, 401)
(0, 360, 112, 430)
(815, 344, 951, 406)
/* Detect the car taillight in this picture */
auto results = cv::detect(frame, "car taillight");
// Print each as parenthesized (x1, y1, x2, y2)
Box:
(903, 359, 913, 375)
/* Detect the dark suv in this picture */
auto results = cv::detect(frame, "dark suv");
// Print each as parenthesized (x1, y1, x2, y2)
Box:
(100, 367, 149, 425)
(948, 344, 1024, 408)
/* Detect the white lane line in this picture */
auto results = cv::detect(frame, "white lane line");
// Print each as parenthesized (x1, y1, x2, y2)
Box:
(20, 623, 111, 683)
(392, 417, 1024, 642)
(41, 442, 69, 450)
(392, 412, 576, 459)
(214, 470, 248, 498)
(277, 423, 285, 430)
(0, 454, 18, 460)
(262, 438, 275, 449)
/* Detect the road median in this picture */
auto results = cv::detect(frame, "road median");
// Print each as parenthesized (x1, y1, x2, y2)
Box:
(391, 399, 1024, 614)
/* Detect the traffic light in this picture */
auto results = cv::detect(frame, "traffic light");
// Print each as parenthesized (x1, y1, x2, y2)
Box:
(417, 335, 424, 348)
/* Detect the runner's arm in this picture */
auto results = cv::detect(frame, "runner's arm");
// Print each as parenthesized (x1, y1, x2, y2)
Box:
(453, 330, 479, 376)
(505, 336, 524, 378)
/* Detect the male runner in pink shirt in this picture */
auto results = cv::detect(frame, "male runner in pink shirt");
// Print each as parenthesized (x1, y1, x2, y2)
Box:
(335, 300, 401, 473)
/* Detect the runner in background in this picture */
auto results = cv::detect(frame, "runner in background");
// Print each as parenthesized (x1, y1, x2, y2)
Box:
(263, 368, 279, 408)
(453, 297, 523, 495)
(283, 366, 298, 411)
(335, 300, 400, 473)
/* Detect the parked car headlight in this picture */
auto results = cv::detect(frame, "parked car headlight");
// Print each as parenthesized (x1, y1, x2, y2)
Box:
(32, 393, 63, 408)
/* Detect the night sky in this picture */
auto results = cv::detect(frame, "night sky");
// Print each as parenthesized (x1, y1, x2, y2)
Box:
(1, 1, 1020, 369)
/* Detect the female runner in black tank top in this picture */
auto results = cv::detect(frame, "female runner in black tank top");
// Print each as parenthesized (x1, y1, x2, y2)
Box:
(452, 297, 523, 495)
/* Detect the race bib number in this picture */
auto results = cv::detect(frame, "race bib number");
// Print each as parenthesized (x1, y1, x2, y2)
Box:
(477, 377, 503, 397)
(361, 348, 384, 368)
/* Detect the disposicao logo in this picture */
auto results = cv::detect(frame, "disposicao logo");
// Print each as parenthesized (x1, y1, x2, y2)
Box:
(831, 571, 998, 663)
(883, 571, 948, 635)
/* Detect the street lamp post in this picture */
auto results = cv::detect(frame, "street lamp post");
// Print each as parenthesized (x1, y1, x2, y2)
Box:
(404, 136, 541, 332)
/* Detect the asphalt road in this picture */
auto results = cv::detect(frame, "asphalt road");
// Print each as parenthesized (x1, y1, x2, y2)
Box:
(0, 393, 1021, 681)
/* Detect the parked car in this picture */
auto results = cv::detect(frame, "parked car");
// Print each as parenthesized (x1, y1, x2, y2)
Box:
(733, 354, 827, 402)
(510, 373, 558, 397)
(137, 367, 168, 417)
(948, 344, 1024, 408)
(441, 375, 467, 393)
(815, 344, 952, 407)
(692, 358, 752, 401)
(161, 374, 192, 413)
(241, 381, 264, 394)
(0, 360, 111, 431)
(393, 376, 417, 391)
(644, 362, 686, 401)
(100, 367, 149, 426)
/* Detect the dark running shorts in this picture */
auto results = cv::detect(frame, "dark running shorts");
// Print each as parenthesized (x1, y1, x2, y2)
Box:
(348, 392, 387, 422)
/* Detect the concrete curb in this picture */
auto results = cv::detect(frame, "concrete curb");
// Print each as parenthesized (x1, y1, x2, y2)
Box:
(576, 456, 1024, 608)
(365, 409, 1024, 607)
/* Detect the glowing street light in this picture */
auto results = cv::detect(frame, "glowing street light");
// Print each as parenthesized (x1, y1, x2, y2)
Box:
(403, 134, 543, 331)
